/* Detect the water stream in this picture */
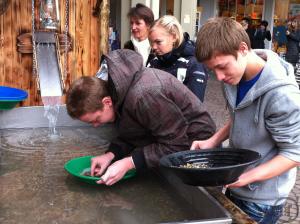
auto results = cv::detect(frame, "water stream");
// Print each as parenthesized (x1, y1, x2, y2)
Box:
(42, 96, 61, 136)
(36, 40, 64, 136)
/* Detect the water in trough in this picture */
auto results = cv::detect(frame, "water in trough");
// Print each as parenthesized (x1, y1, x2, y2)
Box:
(0, 126, 203, 224)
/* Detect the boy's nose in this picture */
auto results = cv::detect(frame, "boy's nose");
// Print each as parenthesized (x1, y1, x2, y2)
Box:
(215, 71, 225, 81)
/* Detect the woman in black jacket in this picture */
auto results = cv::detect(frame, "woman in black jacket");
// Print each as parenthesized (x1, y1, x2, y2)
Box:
(252, 20, 272, 49)
(285, 19, 300, 67)
(148, 15, 208, 102)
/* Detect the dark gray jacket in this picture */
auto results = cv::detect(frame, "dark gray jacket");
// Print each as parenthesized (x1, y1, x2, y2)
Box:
(285, 30, 300, 66)
(252, 28, 271, 49)
(104, 49, 216, 171)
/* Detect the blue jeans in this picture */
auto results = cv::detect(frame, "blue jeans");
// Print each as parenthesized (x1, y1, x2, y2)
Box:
(226, 191, 284, 224)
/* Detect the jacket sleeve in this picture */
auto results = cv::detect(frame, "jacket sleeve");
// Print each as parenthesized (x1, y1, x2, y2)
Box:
(183, 58, 208, 102)
(123, 40, 134, 50)
(287, 31, 300, 42)
(131, 90, 215, 171)
(265, 30, 272, 41)
(265, 87, 300, 163)
(106, 136, 136, 161)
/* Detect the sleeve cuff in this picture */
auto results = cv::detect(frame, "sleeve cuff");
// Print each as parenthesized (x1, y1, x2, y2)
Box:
(105, 142, 125, 161)
(131, 149, 147, 172)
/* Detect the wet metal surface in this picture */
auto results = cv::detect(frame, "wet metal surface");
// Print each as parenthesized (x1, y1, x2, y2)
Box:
(0, 126, 231, 224)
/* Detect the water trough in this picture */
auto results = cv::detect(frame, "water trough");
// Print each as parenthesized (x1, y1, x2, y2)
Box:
(0, 106, 232, 224)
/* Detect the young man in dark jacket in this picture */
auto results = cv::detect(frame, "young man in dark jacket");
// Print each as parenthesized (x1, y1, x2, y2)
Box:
(66, 49, 216, 186)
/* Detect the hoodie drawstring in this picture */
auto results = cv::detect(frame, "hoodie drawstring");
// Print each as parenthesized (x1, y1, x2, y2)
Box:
(254, 97, 261, 124)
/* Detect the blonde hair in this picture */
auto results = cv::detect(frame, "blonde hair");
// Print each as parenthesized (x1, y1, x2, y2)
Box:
(150, 15, 184, 48)
(196, 17, 251, 62)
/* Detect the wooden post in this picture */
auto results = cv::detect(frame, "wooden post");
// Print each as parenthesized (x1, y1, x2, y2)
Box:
(0, 0, 104, 106)
(99, 0, 109, 58)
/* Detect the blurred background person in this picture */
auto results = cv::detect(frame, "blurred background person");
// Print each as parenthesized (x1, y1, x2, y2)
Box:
(240, 17, 254, 48)
(124, 3, 154, 66)
(273, 19, 288, 51)
(252, 20, 272, 49)
(108, 24, 120, 52)
(285, 19, 300, 68)
(148, 15, 208, 102)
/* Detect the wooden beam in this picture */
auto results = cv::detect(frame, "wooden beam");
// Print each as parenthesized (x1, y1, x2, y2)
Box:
(99, 0, 109, 57)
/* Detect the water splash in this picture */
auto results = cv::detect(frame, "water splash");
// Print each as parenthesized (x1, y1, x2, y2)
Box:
(42, 96, 62, 136)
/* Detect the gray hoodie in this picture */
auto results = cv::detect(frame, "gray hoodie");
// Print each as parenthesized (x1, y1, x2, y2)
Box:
(225, 49, 300, 205)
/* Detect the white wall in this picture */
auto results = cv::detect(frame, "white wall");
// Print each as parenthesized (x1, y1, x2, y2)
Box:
(180, 0, 197, 38)
(263, 0, 275, 50)
(120, 0, 131, 47)
(198, 0, 217, 26)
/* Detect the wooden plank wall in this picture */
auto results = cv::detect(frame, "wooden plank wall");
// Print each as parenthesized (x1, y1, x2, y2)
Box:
(0, 0, 108, 106)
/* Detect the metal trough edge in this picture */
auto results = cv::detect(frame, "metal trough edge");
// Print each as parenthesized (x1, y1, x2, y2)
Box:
(0, 105, 86, 129)
(157, 168, 232, 224)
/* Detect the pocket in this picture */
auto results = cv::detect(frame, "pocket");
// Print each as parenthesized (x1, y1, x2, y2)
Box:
(246, 179, 278, 201)
(240, 201, 265, 223)
(248, 183, 259, 191)
(267, 205, 284, 224)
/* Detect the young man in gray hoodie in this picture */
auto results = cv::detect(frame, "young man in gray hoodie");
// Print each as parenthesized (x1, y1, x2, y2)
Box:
(192, 17, 300, 224)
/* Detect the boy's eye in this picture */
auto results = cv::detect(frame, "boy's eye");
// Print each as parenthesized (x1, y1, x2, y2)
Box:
(217, 63, 228, 70)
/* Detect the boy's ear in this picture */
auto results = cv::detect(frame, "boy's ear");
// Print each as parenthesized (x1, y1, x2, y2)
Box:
(239, 42, 249, 55)
(101, 96, 113, 107)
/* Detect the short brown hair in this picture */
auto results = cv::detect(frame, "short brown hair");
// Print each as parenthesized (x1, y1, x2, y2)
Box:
(196, 17, 251, 62)
(66, 76, 109, 119)
(127, 3, 154, 26)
